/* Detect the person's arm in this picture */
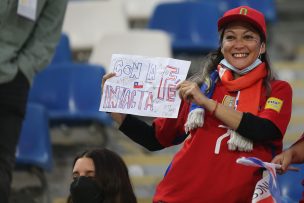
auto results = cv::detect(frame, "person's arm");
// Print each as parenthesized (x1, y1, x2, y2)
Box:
(17, 0, 68, 80)
(118, 100, 190, 151)
(199, 98, 282, 142)
(243, 81, 292, 141)
(290, 138, 304, 163)
(236, 113, 281, 141)
(119, 115, 164, 151)
(177, 80, 243, 130)
(177, 80, 292, 142)
(101, 73, 190, 150)
(272, 135, 304, 172)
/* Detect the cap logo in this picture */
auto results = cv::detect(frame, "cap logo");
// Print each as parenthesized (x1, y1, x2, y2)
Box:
(239, 8, 248, 15)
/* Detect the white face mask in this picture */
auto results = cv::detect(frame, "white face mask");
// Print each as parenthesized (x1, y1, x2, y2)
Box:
(220, 58, 262, 75)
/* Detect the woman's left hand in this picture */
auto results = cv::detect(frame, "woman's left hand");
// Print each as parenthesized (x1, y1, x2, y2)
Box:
(176, 81, 206, 106)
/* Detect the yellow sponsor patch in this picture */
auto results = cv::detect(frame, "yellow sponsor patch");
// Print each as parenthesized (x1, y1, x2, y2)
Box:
(265, 97, 283, 113)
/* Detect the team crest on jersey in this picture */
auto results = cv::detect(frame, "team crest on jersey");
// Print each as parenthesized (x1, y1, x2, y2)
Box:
(222, 95, 235, 108)
(265, 97, 283, 113)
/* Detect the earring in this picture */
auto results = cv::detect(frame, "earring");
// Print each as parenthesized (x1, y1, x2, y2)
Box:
(258, 44, 264, 60)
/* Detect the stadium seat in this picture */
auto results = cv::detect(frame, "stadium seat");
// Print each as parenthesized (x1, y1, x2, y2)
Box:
(123, 0, 183, 22)
(28, 63, 112, 146)
(28, 63, 112, 126)
(50, 33, 72, 65)
(226, 0, 277, 23)
(62, 1, 128, 51)
(193, 0, 277, 23)
(89, 30, 172, 72)
(277, 164, 304, 202)
(16, 104, 52, 171)
(148, 1, 221, 54)
(15, 103, 52, 203)
(192, 0, 229, 15)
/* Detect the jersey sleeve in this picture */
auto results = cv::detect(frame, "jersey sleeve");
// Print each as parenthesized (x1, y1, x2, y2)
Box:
(153, 101, 190, 147)
(258, 80, 292, 137)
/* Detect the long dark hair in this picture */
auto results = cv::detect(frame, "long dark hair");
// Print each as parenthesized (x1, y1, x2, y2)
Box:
(189, 25, 276, 96)
(67, 148, 137, 203)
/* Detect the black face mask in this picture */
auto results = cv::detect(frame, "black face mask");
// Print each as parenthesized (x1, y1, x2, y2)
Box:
(70, 176, 104, 203)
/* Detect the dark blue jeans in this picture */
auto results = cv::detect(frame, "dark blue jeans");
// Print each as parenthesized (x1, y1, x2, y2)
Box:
(0, 71, 29, 203)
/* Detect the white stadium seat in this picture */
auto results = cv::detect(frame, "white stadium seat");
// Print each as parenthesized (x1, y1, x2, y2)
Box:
(62, 0, 129, 51)
(89, 30, 172, 72)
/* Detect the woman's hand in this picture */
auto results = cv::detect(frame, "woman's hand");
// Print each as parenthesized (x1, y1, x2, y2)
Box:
(176, 80, 206, 106)
(101, 72, 116, 93)
(271, 149, 294, 174)
(272, 138, 304, 174)
(101, 72, 126, 125)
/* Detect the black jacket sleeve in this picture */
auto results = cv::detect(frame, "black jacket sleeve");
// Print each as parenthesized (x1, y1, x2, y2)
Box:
(236, 112, 282, 141)
(119, 115, 164, 151)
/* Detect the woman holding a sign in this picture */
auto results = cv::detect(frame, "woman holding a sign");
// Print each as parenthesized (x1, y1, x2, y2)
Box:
(102, 6, 292, 203)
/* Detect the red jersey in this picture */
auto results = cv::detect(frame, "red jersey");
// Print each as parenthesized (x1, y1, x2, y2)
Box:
(153, 80, 292, 203)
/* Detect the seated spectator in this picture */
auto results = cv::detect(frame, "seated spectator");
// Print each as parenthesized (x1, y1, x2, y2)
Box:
(67, 148, 137, 203)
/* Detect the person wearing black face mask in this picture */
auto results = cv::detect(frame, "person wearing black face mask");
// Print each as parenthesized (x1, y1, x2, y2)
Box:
(70, 176, 104, 203)
(67, 148, 137, 203)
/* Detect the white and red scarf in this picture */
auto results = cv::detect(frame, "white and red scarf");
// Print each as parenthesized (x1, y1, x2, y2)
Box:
(216, 61, 267, 153)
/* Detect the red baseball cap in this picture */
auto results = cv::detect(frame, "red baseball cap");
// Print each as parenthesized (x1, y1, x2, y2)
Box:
(218, 6, 267, 40)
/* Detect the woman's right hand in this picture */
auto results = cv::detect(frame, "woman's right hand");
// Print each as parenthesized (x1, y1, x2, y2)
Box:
(101, 72, 116, 94)
(101, 72, 126, 125)
(176, 80, 207, 106)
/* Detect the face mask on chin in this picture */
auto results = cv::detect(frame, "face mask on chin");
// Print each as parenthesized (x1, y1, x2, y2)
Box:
(70, 176, 104, 203)
(220, 58, 262, 75)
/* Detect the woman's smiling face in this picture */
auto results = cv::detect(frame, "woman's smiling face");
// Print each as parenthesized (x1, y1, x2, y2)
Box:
(221, 21, 265, 70)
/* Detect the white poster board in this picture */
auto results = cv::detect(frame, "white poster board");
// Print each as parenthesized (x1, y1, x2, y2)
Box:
(99, 54, 191, 118)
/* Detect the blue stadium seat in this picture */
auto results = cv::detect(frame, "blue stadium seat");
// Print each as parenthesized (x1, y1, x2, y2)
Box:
(14, 103, 52, 203)
(226, 0, 277, 23)
(28, 63, 112, 126)
(194, 0, 277, 23)
(277, 164, 304, 202)
(148, 1, 221, 54)
(50, 33, 72, 65)
(193, 0, 230, 15)
(16, 103, 52, 171)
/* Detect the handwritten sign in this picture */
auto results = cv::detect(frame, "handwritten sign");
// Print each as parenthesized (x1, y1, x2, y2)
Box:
(99, 54, 191, 118)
